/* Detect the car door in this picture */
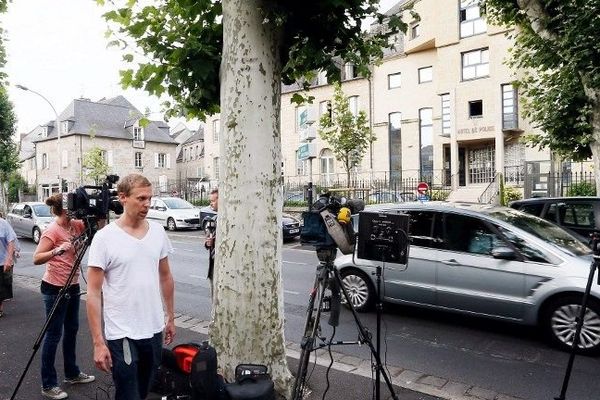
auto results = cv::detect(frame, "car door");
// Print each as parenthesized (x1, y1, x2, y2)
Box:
(7, 205, 24, 236)
(22, 205, 34, 237)
(378, 209, 440, 306)
(436, 212, 526, 320)
(146, 199, 160, 223)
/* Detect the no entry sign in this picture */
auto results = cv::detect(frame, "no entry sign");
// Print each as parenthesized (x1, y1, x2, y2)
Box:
(417, 182, 429, 194)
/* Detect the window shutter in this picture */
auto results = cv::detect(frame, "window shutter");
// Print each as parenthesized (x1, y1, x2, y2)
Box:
(166, 153, 171, 169)
(154, 153, 159, 168)
(107, 151, 114, 167)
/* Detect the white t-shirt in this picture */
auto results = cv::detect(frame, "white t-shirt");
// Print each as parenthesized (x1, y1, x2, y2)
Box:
(88, 220, 174, 340)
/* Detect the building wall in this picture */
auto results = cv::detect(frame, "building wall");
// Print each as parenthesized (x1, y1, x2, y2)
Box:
(178, 139, 205, 179)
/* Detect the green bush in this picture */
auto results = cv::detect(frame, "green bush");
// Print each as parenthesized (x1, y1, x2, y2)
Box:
(430, 189, 449, 201)
(567, 181, 596, 197)
(503, 186, 522, 204)
(192, 199, 210, 207)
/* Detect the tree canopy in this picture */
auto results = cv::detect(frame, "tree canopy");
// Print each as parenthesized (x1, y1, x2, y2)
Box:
(484, 0, 600, 161)
(100, 0, 404, 119)
(318, 82, 373, 183)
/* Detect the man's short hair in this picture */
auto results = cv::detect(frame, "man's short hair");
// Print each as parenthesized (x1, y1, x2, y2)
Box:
(209, 188, 218, 196)
(117, 173, 152, 196)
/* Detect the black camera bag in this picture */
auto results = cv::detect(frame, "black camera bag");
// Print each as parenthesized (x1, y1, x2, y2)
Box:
(224, 364, 275, 400)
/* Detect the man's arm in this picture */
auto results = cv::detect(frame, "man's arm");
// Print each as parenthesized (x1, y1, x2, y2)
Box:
(159, 256, 175, 344)
(3, 240, 15, 271)
(86, 266, 112, 372)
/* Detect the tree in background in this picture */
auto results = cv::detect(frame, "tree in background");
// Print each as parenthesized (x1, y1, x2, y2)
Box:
(82, 145, 109, 185)
(0, 0, 19, 214)
(318, 82, 372, 185)
(484, 0, 600, 190)
(100, 0, 404, 393)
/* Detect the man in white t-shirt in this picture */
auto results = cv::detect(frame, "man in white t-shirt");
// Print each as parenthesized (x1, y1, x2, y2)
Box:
(86, 173, 175, 400)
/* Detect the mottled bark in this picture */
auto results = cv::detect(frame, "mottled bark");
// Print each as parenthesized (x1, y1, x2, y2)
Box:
(210, 0, 292, 397)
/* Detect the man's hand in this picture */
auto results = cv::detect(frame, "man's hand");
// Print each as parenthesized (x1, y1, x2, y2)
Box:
(205, 236, 215, 248)
(93, 342, 113, 372)
(164, 319, 176, 345)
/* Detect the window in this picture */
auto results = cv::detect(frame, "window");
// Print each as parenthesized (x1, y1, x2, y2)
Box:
(197, 166, 204, 177)
(41, 126, 48, 138)
(30, 158, 36, 170)
(184, 148, 189, 161)
(295, 150, 308, 176)
(156, 153, 168, 168)
(389, 112, 402, 180)
(469, 100, 483, 117)
(320, 148, 335, 184)
(388, 73, 401, 89)
(558, 202, 596, 229)
(418, 66, 432, 83)
(61, 121, 69, 134)
(502, 84, 518, 130)
(444, 213, 502, 255)
(212, 119, 220, 143)
(410, 23, 420, 39)
(407, 211, 441, 248)
(460, 0, 486, 38)
(344, 63, 357, 80)
(317, 70, 328, 86)
(135, 152, 143, 168)
(133, 126, 143, 141)
(213, 157, 220, 180)
(61, 150, 68, 168)
(42, 153, 48, 169)
(462, 48, 489, 80)
(296, 105, 308, 131)
(195, 145, 200, 159)
(496, 225, 554, 263)
(419, 108, 433, 180)
(441, 94, 451, 136)
(348, 96, 359, 117)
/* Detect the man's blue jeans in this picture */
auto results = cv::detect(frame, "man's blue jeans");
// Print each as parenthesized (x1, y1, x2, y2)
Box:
(41, 289, 81, 389)
(107, 332, 162, 400)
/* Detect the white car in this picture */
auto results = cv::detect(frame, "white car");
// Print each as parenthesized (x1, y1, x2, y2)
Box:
(6, 202, 54, 244)
(147, 197, 201, 231)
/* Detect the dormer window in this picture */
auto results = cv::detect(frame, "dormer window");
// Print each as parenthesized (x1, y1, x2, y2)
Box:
(133, 126, 144, 141)
(61, 121, 69, 134)
(41, 126, 48, 138)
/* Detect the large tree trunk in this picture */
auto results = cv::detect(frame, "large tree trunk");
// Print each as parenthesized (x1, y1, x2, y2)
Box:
(210, 0, 292, 396)
(582, 84, 600, 194)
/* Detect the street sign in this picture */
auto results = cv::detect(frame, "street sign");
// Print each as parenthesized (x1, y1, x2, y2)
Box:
(297, 143, 316, 160)
(417, 182, 429, 194)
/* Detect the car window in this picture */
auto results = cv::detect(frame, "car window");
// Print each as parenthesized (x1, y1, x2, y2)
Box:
(11, 205, 24, 216)
(443, 213, 503, 255)
(163, 198, 194, 209)
(406, 211, 441, 248)
(23, 205, 32, 215)
(495, 225, 558, 264)
(32, 204, 52, 217)
(519, 203, 544, 216)
(558, 202, 595, 229)
(546, 203, 559, 223)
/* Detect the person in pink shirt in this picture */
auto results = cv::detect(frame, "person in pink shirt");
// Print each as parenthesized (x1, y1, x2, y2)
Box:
(33, 193, 96, 400)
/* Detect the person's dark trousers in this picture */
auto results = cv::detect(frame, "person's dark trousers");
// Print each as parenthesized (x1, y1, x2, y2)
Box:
(40, 286, 82, 389)
(107, 332, 163, 400)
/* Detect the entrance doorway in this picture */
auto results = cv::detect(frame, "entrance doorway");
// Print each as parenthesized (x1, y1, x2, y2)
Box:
(444, 146, 466, 187)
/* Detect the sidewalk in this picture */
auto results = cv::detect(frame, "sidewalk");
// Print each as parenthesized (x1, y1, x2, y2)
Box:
(0, 276, 517, 400)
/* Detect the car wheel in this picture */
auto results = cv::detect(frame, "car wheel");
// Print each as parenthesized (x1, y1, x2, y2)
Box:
(167, 218, 177, 231)
(340, 269, 374, 312)
(542, 295, 600, 355)
(32, 227, 41, 244)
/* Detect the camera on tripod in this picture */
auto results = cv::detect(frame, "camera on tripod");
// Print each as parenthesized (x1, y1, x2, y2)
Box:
(300, 192, 365, 256)
(64, 174, 123, 220)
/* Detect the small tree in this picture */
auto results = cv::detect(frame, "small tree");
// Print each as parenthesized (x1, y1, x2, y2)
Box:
(0, 88, 19, 214)
(82, 146, 109, 185)
(318, 82, 373, 185)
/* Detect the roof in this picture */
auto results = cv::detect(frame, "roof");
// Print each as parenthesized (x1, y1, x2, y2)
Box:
(32, 95, 176, 145)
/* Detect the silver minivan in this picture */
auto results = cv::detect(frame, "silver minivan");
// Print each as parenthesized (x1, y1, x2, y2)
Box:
(336, 202, 599, 354)
(6, 202, 54, 244)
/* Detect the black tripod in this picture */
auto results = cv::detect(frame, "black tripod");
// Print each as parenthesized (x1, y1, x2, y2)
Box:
(555, 233, 600, 400)
(10, 221, 95, 400)
(292, 246, 399, 400)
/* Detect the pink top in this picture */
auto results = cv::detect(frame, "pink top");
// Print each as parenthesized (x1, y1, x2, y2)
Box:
(41, 219, 85, 287)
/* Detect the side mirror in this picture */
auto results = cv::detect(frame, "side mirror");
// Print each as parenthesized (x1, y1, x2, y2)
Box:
(23, 213, 32, 219)
(492, 246, 517, 260)
(158, 206, 167, 211)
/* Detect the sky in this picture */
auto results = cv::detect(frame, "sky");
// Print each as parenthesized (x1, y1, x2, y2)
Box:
(1, 0, 399, 137)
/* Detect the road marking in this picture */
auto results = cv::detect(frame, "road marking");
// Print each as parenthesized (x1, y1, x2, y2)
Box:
(283, 261, 307, 265)
(284, 289, 300, 295)
(189, 274, 207, 280)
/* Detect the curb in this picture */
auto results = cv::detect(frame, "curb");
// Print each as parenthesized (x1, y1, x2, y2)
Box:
(14, 275, 523, 400)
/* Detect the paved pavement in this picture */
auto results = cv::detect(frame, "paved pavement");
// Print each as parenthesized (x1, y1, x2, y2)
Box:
(1, 276, 522, 400)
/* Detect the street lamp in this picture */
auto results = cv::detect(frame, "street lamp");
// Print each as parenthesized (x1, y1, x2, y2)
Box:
(16, 84, 62, 193)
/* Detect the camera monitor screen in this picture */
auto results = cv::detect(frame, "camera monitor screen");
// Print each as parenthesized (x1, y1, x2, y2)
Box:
(357, 211, 410, 264)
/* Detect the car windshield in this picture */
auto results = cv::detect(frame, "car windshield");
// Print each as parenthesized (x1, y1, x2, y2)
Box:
(32, 204, 52, 217)
(487, 208, 592, 256)
(163, 198, 194, 209)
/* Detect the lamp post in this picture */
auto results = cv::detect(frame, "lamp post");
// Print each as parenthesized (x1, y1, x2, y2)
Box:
(16, 84, 62, 193)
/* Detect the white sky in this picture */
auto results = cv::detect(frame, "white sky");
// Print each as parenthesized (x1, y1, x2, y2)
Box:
(1, 0, 398, 136)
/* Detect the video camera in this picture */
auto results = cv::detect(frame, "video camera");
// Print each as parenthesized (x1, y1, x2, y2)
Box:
(300, 192, 365, 255)
(65, 174, 123, 220)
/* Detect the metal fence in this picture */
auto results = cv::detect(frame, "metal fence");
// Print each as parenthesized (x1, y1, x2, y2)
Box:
(524, 171, 595, 198)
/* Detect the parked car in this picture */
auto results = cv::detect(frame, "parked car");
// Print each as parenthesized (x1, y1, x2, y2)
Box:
(335, 202, 599, 354)
(510, 197, 600, 243)
(199, 207, 302, 240)
(147, 197, 201, 231)
(6, 202, 54, 244)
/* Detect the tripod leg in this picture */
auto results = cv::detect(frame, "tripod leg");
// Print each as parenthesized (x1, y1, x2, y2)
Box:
(334, 267, 399, 400)
(292, 268, 327, 400)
